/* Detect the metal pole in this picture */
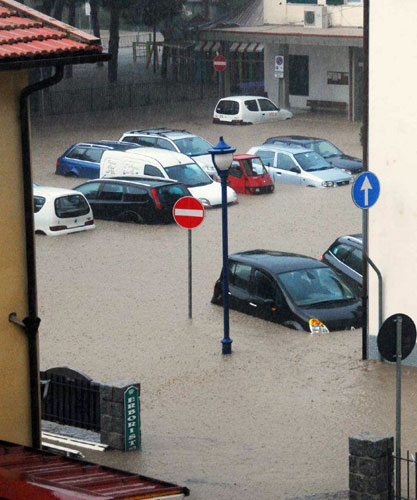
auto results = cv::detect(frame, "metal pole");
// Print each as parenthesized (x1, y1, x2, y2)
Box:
(188, 229, 192, 319)
(395, 315, 403, 500)
(362, 207, 369, 360)
(220, 172, 232, 354)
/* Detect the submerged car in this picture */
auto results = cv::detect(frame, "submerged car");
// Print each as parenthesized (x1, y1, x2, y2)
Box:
(321, 234, 363, 293)
(56, 141, 141, 179)
(74, 177, 191, 224)
(264, 136, 363, 175)
(246, 143, 353, 187)
(213, 96, 293, 125)
(211, 250, 362, 333)
(34, 186, 95, 236)
(228, 154, 274, 194)
(119, 129, 218, 179)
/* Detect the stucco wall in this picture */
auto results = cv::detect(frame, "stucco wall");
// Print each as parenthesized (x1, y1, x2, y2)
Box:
(264, 44, 349, 108)
(0, 70, 34, 445)
(264, 1, 363, 28)
(368, 0, 417, 363)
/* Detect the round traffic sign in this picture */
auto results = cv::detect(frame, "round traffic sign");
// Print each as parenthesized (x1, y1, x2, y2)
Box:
(377, 313, 416, 362)
(352, 171, 380, 209)
(213, 55, 227, 72)
(173, 196, 205, 229)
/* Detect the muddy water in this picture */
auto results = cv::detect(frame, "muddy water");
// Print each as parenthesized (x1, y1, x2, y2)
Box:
(31, 103, 416, 499)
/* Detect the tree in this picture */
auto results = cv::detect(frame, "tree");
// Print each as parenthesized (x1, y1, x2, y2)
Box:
(101, 0, 140, 82)
(217, 0, 252, 15)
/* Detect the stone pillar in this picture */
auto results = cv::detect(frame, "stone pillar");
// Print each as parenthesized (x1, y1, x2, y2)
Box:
(100, 381, 141, 451)
(349, 432, 394, 500)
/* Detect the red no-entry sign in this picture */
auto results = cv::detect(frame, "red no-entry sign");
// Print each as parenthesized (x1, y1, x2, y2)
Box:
(173, 196, 205, 229)
(213, 55, 227, 72)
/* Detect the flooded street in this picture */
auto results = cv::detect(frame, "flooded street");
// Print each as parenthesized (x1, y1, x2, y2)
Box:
(31, 102, 417, 499)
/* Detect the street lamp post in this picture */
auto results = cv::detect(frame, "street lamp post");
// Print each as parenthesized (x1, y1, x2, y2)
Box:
(209, 137, 236, 355)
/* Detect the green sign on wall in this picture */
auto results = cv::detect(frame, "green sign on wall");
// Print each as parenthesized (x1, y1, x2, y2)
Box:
(124, 385, 140, 451)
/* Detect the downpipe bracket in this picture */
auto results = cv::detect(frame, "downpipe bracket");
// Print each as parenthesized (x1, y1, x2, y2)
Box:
(9, 312, 41, 335)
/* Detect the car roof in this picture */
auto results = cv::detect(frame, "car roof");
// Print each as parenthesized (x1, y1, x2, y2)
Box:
(114, 147, 194, 165)
(250, 143, 312, 154)
(70, 141, 140, 151)
(266, 136, 323, 143)
(337, 234, 363, 246)
(229, 250, 327, 276)
(233, 154, 259, 160)
(34, 186, 84, 198)
(218, 96, 268, 102)
(121, 129, 196, 140)
(78, 177, 181, 188)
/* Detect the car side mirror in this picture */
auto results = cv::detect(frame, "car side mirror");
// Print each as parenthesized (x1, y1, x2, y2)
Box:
(290, 167, 301, 174)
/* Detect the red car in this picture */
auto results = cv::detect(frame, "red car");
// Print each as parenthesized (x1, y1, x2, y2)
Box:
(228, 154, 274, 194)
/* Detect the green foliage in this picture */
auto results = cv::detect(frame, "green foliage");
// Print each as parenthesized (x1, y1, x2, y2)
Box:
(217, 0, 251, 15)
(142, 0, 185, 28)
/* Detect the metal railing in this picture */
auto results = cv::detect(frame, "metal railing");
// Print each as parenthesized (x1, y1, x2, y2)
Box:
(394, 451, 417, 500)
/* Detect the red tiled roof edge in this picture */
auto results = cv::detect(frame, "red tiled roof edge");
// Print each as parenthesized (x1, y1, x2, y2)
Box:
(0, 0, 101, 45)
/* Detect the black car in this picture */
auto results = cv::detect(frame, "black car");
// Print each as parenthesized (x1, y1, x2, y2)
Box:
(321, 234, 363, 294)
(264, 136, 362, 174)
(73, 177, 191, 224)
(211, 250, 362, 332)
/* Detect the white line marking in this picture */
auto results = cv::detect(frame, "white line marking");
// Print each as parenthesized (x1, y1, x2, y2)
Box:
(175, 209, 203, 217)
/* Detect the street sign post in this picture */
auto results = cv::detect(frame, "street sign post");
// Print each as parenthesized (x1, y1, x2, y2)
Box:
(377, 314, 416, 500)
(352, 171, 381, 361)
(173, 197, 205, 319)
(274, 55, 284, 78)
(213, 55, 227, 72)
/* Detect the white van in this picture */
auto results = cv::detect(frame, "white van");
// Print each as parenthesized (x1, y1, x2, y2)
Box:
(34, 186, 95, 236)
(100, 147, 237, 208)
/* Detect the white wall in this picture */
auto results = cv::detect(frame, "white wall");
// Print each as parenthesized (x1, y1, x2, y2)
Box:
(264, 1, 363, 28)
(368, 0, 417, 362)
(264, 44, 349, 108)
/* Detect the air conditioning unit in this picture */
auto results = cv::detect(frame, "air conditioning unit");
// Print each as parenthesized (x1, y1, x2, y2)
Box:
(304, 6, 328, 29)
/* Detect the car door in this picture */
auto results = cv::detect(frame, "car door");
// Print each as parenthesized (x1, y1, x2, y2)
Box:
(63, 146, 90, 176)
(243, 99, 261, 124)
(257, 98, 280, 123)
(247, 269, 287, 322)
(228, 261, 252, 313)
(275, 153, 302, 185)
(96, 181, 124, 219)
(80, 146, 105, 178)
(227, 161, 245, 193)
(73, 181, 102, 217)
(123, 184, 151, 222)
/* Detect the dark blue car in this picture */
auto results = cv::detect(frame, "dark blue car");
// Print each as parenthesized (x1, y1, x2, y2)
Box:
(56, 141, 141, 179)
(264, 136, 362, 174)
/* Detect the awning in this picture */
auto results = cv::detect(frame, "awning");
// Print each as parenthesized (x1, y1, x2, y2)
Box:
(230, 42, 264, 53)
(194, 41, 221, 52)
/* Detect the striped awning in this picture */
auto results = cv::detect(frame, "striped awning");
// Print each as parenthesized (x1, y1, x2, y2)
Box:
(194, 41, 221, 52)
(230, 42, 264, 53)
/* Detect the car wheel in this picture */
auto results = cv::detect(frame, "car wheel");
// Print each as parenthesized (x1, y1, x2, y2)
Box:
(211, 290, 222, 305)
(283, 321, 305, 331)
(118, 211, 142, 224)
(64, 172, 78, 177)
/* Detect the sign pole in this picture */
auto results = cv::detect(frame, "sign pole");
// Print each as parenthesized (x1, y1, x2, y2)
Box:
(395, 314, 402, 500)
(188, 229, 192, 319)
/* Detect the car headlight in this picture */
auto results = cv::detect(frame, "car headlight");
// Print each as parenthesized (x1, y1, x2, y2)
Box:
(341, 169, 351, 175)
(199, 198, 211, 208)
(309, 318, 329, 334)
(321, 181, 334, 187)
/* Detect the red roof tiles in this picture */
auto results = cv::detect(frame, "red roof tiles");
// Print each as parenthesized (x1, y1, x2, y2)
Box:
(0, 0, 104, 63)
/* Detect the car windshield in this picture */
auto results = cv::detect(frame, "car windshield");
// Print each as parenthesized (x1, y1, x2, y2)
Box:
(278, 267, 356, 307)
(294, 151, 332, 172)
(241, 158, 267, 176)
(306, 140, 342, 158)
(173, 137, 212, 156)
(166, 163, 212, 187)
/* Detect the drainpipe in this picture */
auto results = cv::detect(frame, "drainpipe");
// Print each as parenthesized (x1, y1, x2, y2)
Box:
(11, 65, 64, 449)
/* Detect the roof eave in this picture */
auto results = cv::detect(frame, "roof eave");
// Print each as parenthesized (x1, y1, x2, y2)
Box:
(0, 52, 110, 71)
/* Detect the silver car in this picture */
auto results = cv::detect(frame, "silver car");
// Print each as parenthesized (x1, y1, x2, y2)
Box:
(246, 144, 353, 188)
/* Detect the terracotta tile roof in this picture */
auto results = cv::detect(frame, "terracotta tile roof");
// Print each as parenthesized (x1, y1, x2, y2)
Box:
(0, 0, 105, 64)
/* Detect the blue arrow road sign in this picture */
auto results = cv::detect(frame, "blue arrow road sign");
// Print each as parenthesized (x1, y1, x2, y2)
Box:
(352, 171, 380, 209)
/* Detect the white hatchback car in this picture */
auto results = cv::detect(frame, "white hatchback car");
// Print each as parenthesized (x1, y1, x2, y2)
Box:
(33, 186, 95, 236)
(213, 96, 293, 125)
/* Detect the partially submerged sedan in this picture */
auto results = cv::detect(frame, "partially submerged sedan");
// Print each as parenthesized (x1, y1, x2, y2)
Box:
(211, 250, 362, 333)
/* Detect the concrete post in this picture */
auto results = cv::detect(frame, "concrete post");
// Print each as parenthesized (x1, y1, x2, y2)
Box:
(100, 381, 141, 451)
(349, 432, 394, 500)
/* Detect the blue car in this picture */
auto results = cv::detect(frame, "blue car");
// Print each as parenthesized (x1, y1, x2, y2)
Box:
(55, 141, 141, 179)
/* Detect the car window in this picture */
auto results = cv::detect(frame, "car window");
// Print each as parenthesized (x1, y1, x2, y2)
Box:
(241, 159, 266, 176)
(216, 100, 239, 115)
(294, 152, 331, 172)
(124, 185, 149, 202)
(343, 248, 362, 275)
(229, 163, 243, 178)
(253, 269, 276, 300)
(277, 153, 298, 171)
(157, 184, 189, 204)
(74, 182, 102, 200)
(34, 196, 45, 213)
(244, 100, 259, 112)
(230, 263, 252, 290)
(174, 137, 212, 156)
(307, 140, 342, 158)
(67, 147, 88, 160)
(251, 157, 267, 175)
(144, 164, 164, 177)
(330, 243, 354, 263)
(258, 99, 279, 112)
(256, 150, 275, 167)
(130, 136, 157, 147)
(83, 147, 104, 163)
(54, 195, 89, 218)
(155, 138, 177, 151)
(166, 163, 211, 187)
(98, 182, 123, 201)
